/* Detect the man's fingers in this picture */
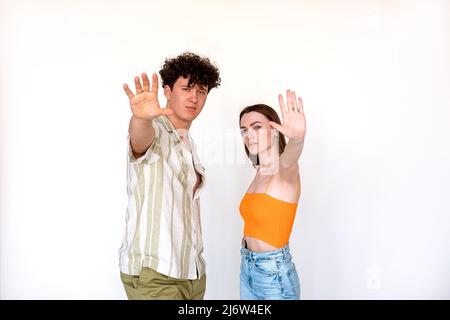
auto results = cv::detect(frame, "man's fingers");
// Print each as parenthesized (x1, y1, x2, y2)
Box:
(151, 73, 159, 95)
(134, 76, 143, 94)
(142, 73, 150, 92)
(123, 83, 134, 99)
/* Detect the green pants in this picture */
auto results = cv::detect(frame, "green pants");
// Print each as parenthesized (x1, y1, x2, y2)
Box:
(120, 267, 206, 300)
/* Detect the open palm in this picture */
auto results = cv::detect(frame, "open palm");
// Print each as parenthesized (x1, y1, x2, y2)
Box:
(123, 73, 173, 120)
(269, 90, 306, 141)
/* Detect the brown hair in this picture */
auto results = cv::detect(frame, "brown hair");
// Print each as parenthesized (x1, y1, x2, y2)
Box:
(159, 52, 221, 92)
(239, 104, 286, 166)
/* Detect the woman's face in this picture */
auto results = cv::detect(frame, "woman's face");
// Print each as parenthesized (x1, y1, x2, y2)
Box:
(240, 111, 275, 155)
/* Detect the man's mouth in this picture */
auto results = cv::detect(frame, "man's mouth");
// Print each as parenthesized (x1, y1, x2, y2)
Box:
(186, 106, 197, 111)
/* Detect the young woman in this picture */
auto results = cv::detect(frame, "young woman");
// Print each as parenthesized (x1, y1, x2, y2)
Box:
(239, 90, 306, 300)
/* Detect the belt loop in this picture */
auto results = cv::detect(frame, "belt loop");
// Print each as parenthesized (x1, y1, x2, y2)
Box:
(242, 238, 247, 249)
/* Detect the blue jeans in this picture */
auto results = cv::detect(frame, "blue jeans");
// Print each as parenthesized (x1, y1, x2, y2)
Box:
(240, 242, 300, 300)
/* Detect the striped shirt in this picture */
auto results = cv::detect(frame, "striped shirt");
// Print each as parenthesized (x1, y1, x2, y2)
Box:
(118, 115, 206, 280)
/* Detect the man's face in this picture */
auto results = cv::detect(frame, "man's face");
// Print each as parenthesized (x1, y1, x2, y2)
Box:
(164, 77, 208, 123)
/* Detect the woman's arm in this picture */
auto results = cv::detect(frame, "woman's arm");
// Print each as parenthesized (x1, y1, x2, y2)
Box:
(279, 137, 304, 172)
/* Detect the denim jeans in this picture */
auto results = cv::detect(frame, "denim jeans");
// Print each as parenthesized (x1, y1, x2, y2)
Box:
(240, 241, 300, 300)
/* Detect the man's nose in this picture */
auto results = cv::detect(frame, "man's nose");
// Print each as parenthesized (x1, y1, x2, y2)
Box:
(189, 90, 199, 103)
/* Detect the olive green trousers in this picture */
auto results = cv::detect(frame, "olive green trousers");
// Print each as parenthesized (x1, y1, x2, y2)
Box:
(120, 267, 206, 300)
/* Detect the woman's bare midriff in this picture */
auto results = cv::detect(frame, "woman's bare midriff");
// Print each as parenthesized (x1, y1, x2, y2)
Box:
(244, 236, 278, 252)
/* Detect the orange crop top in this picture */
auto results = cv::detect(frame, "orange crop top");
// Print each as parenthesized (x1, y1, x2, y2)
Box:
(239, 175, 299, 248)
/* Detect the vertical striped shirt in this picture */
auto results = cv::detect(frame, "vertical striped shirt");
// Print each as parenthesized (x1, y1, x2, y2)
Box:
(118, 115, 206, 280)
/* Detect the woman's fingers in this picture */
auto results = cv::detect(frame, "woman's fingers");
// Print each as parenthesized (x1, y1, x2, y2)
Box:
(278, 94, 287, 116)
(286, 90, 302, 112)
(123, 83, 134, 99)
(134, 76, 143, 94)
(291, 91, 299, 112)
(291, 90, 297, 111)
(268, 121, 286, 135)
(286, 89, 292, 112)
(298, 96, 304, 113)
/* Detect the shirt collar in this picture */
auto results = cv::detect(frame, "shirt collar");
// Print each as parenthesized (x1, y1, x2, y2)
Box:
(159, 115, 205, 175)
(158, 115, 185, 144)
(159, 115, 175, 133)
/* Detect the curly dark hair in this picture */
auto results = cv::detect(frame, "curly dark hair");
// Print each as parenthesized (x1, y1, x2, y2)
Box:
(159, 52, 221, 92)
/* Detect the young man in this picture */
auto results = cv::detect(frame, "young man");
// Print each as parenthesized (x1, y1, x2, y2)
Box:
(118, 52, 221, 300)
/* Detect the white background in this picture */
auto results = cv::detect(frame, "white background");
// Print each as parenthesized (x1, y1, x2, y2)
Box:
(1, 0, 449, 299)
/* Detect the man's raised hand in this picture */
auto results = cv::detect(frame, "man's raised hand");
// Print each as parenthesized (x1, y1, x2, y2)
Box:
(123, 73, 173, 120)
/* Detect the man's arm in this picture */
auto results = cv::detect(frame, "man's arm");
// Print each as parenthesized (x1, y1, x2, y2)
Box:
(129, 116, 155, 158)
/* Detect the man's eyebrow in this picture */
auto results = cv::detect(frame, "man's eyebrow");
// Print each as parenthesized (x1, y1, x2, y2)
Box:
(181, 84, 208, 90)
(240, 121, 261, 129)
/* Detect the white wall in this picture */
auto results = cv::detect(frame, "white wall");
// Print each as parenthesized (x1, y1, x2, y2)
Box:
(1, 0, 449, 299)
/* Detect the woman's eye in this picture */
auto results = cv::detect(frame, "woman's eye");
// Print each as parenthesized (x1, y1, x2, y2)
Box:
(253, 126, 261, 130)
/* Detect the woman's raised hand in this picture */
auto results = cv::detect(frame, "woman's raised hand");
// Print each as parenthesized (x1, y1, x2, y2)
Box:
(268, 90, 306, 141)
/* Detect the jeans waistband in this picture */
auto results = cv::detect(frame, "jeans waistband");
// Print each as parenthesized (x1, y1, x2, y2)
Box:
(240, 239, 291, 262)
